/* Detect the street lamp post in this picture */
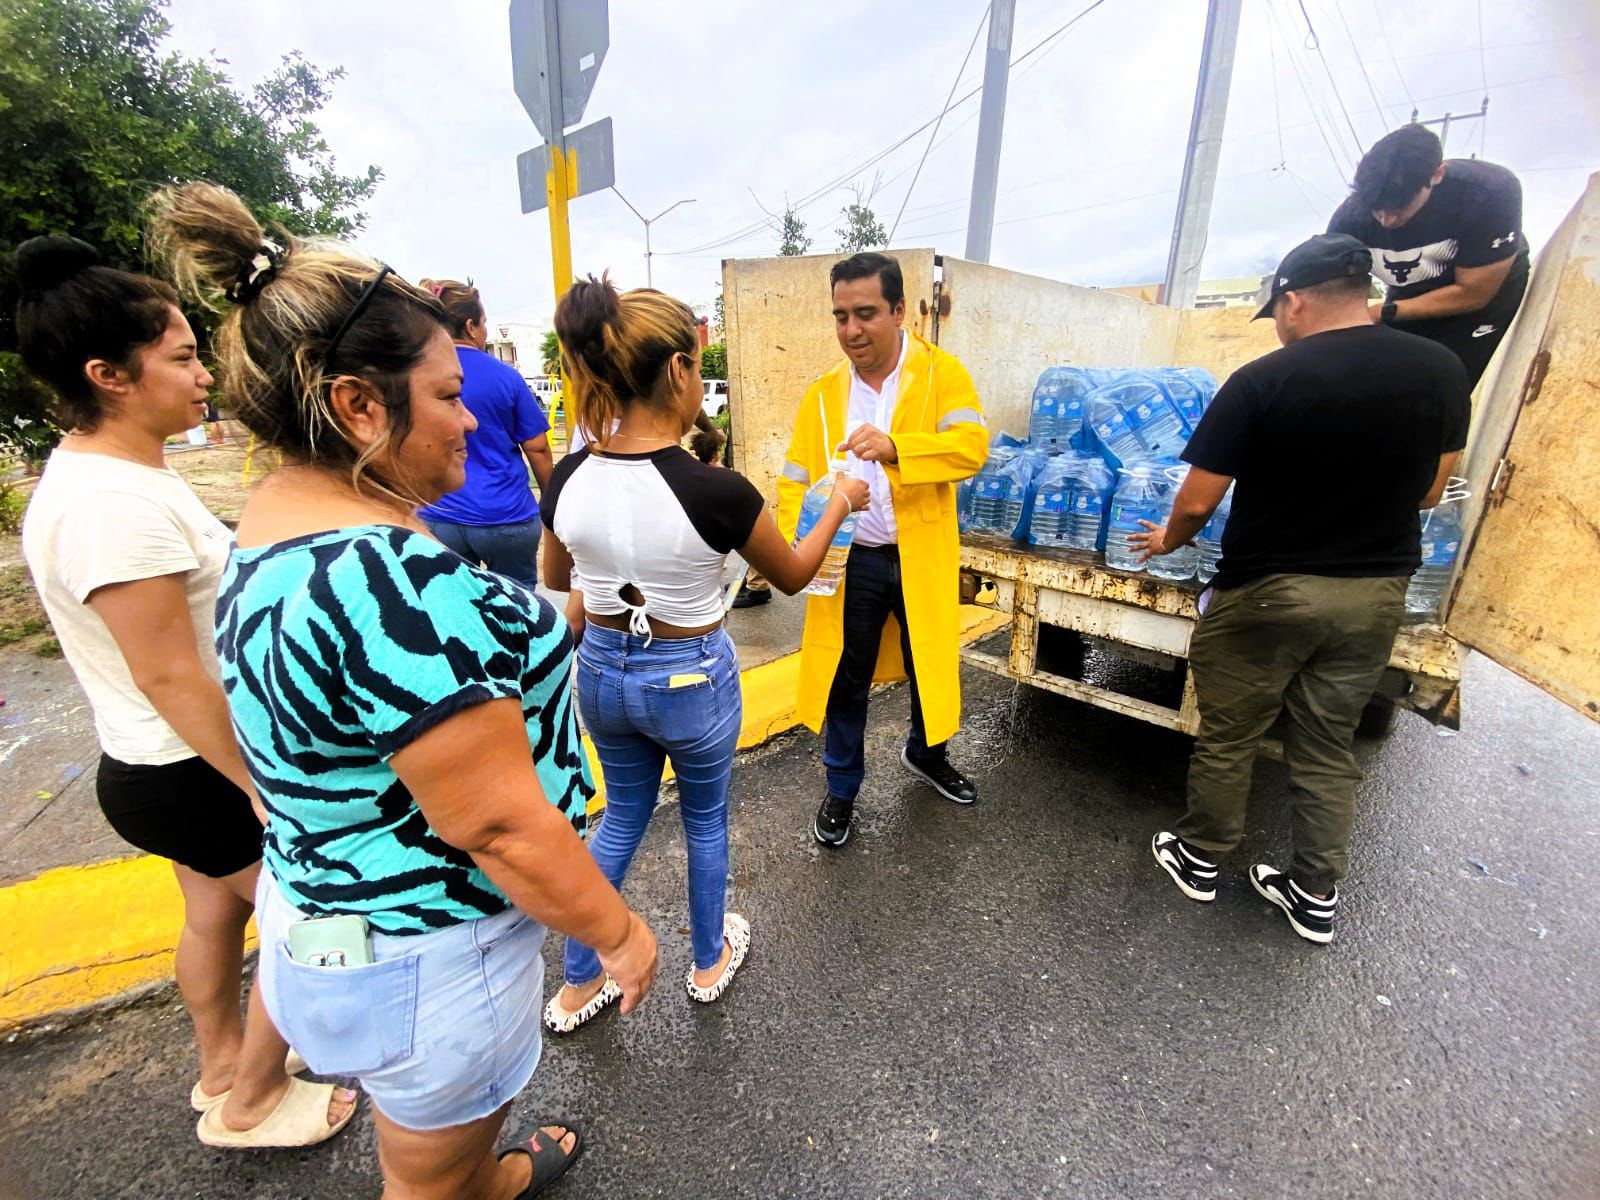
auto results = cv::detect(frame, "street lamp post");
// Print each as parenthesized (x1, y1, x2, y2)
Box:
(611, 188, 696, 288)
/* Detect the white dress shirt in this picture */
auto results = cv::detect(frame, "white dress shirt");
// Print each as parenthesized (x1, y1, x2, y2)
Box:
(845, 331, 907, 547)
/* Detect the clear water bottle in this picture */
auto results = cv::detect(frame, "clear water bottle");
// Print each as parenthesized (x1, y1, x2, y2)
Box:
(1029, 370, 1063, 445)
(1029, 478, 1072, 546)
(967, 461, 1011, 534)
(1156, 370, 1206, 431)
(1406, 496, 1466, 620)
(1104, 464, 1167, 573)
(1145, 462, 1197, 581)
(1087, 391, 1147, 467)
(1065, 459, 1114, 551)
(1194, 486, 1233, 585)
(1127, 382, 1190, 460)
(792, 459, 857, 597)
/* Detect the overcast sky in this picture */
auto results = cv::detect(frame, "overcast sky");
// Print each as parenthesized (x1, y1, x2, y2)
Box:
(160, 0, 1598, 342)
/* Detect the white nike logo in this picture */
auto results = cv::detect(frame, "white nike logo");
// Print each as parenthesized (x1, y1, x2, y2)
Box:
(1471, 324, 1497, 338)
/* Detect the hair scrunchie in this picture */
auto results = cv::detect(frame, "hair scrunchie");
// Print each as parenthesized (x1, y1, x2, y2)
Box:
(226, 237, 284, 304)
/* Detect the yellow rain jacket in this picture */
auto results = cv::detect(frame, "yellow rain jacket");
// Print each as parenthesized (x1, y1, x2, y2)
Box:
(776, 330, 987, 746)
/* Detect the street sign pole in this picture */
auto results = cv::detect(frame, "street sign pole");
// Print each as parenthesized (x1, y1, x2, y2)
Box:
(539, 0, 574, 301)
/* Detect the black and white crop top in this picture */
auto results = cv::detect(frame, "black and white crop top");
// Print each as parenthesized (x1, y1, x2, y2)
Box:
(541, 446, 766, 630)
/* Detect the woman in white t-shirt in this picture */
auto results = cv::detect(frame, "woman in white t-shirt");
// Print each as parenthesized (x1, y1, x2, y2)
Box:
(14, 237, 354, 1149)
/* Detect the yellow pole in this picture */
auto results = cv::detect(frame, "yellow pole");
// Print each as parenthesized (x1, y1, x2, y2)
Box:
(546, 144, 576, 446)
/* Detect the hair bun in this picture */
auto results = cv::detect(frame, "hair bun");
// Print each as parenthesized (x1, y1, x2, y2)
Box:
(14, 236, 101, 297)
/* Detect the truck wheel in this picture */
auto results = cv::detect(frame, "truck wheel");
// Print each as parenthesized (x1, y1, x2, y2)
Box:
(1355, 694, 1399, 740)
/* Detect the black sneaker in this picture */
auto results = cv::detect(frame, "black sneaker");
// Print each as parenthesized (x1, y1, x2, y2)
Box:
(731, 583, 771, 609)
(1151, 831, 1218, 902)
(1250, 865, 1337, 944)
(813, 794, 854, 847)
(900, 747, 977, 804)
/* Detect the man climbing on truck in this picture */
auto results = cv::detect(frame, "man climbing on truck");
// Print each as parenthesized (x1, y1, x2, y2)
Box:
(1131, 234, 1472, 944)
(1327, 122, 1529, 386)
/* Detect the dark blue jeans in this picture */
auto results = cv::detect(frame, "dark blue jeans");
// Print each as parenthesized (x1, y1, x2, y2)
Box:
(424, 516, 541, 589)
(565, 625, 742, 980)
(823, 543, 944, 802)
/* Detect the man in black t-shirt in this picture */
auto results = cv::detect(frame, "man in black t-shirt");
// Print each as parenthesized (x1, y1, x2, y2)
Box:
(1328, 123, 1529, 385)
(1132, 234, 1471, 944)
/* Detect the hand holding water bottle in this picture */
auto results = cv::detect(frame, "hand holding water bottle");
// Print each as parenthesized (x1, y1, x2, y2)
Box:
(831, 473, 871, 512)
(1127, 520, 1174, 562)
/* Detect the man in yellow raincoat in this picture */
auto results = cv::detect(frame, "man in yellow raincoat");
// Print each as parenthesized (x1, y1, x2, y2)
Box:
(775, 253, 988, 848)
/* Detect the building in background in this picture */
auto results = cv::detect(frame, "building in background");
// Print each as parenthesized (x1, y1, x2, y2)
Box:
(1107, 275, 1271, 309)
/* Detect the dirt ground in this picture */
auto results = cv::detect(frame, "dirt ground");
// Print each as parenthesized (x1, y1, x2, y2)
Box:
(0, 439, 264, 663)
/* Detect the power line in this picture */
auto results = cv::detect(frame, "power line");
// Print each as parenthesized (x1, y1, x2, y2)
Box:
(1265, 0, 1356, 178)
(1367, 0, 1417, 112)
(658, 0, 1113, 258)
(1292, 0, 1365, 152)
(1329, 0, 1399, 128)
(1475, 0, 1490, 156)
(889, 2, 989, 244)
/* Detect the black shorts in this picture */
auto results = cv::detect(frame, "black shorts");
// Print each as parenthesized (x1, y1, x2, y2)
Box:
(95, 754, 264, 878)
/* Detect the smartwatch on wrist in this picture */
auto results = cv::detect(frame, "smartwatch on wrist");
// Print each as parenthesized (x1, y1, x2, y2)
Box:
(1380, 301, 1399, 325)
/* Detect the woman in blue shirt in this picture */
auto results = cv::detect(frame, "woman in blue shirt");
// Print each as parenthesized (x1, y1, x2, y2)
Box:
(418, 279, 552, 588)
(147, 182, 657, 1199)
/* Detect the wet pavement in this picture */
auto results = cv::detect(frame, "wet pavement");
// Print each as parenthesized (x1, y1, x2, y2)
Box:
(3, 647, 1598, 1198)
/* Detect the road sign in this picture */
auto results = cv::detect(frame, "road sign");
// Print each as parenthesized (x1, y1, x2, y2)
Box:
(517, 118, 615, 214)
(509, 0, 609, 140)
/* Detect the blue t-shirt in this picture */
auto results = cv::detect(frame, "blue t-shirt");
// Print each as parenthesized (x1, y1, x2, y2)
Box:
(420, 346, 550, 527)
(217, 525, 592, 935)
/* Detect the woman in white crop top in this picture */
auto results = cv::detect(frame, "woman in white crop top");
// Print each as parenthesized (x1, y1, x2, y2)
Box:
(540, 276, 866, 1026)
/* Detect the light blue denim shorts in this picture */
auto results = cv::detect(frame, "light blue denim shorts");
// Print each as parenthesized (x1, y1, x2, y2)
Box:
(255, 869, 547, 1131)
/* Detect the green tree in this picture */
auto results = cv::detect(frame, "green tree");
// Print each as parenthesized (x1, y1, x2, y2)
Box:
(778, 206, 811, 257)
(0, 0, 381, 461)
(540, 330, 561, 375)
(837, 201, 887, 254)
(700, 343, 727, 380)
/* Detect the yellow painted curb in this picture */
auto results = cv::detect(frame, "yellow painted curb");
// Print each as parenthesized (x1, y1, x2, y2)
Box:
(0, 606, 1008, 1031)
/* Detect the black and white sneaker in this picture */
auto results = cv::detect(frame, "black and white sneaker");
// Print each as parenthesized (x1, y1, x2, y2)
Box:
(901, 748, 977, 804)
(1151, 831, 1219, 902)
(1249, 864, 1337, 944)
(813, 794, 854, 847)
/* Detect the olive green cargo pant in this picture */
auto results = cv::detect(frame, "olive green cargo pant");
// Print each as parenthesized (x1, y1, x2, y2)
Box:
(1177, 573, 1407, 894)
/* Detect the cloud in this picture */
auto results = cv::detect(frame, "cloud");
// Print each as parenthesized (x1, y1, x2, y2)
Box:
(158, 0, 1598, 330)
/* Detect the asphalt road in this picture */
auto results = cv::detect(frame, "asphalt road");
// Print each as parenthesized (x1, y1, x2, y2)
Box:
(3, 649, 1597, 1199)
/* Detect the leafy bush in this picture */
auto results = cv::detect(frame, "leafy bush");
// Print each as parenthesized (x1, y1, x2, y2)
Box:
(701, 343, 727, 381)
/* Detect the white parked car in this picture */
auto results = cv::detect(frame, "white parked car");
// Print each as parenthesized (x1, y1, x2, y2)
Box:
(702, 379, 729, 418)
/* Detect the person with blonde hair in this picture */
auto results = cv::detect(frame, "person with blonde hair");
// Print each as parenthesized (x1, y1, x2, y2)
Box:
(14, 233, 355, 1150)
(145, 182, 659, 1198)
(539, 275, 867, 1030)
(416, 278, 553, 588)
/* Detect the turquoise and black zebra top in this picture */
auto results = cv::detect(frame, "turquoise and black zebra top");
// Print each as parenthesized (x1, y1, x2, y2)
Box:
(217, 525, 592, 935)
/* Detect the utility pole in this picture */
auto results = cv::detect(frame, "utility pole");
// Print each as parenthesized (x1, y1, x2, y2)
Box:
(612, 189, 696, 288)
(963, 0, 1015, 263)
(1411, 98, 1488, 153)
(1161, 0, 1242, 309)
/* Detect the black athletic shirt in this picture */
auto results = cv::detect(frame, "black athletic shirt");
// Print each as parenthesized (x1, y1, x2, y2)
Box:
(1327, 158, 1529, 305)
(542, 445, 765, 626)
(1181, 325, 1472, 591)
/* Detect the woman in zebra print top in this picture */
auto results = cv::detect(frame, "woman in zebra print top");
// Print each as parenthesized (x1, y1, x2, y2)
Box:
(146, 182, 658, 1199)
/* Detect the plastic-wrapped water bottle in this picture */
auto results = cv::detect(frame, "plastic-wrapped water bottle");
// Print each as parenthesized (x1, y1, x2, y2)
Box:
(1145, 462, 1198, 581)
(792, 459, 857, 596)
(1194, 485, 1233, 585)
(1087, 390, 1147, 467)
(1127, 381, 1191, 460)
(1104, 464, 1167, 573)
(1406, 495, 1466, 619)
(1030, 370, 1063, 445)
(1029, 470, 1073, 546)
(1156, 370, 1206, 431)
(1067, 457, 1115, 551)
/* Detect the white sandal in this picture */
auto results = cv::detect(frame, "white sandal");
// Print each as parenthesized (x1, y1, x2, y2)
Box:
(189, 1049, 309, 1113)
(686, 914, 751, 1004)
(194, 1076, 355, 1149)
(542, 975, 623, 1034)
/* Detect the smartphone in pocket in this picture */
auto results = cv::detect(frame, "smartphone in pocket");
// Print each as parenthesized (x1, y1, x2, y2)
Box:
(287, 913, 373, 967)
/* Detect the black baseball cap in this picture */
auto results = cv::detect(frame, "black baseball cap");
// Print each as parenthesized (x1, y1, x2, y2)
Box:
(1252, 233, 1373, 320)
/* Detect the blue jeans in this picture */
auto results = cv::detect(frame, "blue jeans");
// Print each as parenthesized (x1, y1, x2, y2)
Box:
(425, 516, 541, 589)
(823, 543, 944, 802)
(565, 624, 742, 981)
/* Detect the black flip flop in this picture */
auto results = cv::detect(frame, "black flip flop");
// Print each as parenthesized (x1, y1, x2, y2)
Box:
(501, 1117, 586, 1199)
